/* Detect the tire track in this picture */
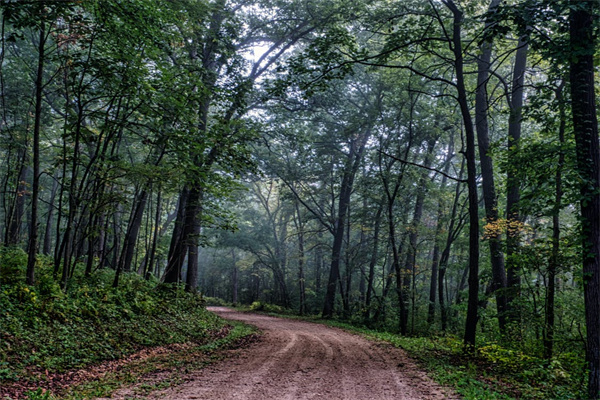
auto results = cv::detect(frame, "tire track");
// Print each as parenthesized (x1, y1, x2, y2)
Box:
(143, 307, 458, 400)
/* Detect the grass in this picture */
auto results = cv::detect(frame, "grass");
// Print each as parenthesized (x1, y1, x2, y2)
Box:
(13, 322, 257, 400)
(329, 324, 585, 400)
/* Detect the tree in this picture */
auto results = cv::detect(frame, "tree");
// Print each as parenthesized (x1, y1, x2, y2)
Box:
(25, 7, 47, 285)
(569, 1, 600, 396)
(1, 1, 61, 285)
(505, 29, 529, 322)
(475, 0, 509, 332)
(441, 0, 481, 349)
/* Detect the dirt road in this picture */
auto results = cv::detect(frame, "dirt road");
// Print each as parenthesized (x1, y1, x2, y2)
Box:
(148, 307, 457, 400)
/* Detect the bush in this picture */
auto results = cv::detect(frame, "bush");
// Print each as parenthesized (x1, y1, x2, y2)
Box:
(249, 301, 291, 314)
(0, 246, 28, 284)
(0, 257, 225, 380)
(204, 296, 231, 306)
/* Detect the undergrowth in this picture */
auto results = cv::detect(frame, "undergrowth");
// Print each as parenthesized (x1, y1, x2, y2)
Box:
(0, 247, 255, 399)
(248, 301, 294, 315)
(60, 321, 257, 400)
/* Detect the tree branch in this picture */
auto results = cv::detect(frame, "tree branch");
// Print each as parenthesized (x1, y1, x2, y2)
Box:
(379, 150, 467, 183)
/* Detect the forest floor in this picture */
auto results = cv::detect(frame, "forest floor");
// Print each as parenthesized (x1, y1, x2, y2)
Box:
(104, 307, 459, 400)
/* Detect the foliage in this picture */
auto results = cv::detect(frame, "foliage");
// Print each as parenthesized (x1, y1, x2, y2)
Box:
(0, 250, 224, 381)
(249, 301, 293, 315)
(204, 296, 232, 307)
(0, 0, 597, 396)
(60, 321, 257, 400)
(0, 247, 28, 285)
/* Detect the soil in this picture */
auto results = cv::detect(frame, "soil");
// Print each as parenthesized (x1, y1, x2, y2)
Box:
(143, 307, 459, 400)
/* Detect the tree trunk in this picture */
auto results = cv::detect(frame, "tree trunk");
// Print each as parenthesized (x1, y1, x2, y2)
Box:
(444, 0, 480, 348)
(323, 130, 371, 318)
(26, 21, 46, 285)
(232, 249, 238, 304)
(474, 0, 508, 333)
(98, 214, 108, 269)
(569, 3, 600, 397)
(439, 159, 465, 331)
(43, 176, 59, 255)
(378, 129, 414, 332)
(164, 187, 190, 284)
(175, 186, 201, 290)
(111, 205, 122, 271)
(85, 214, 98, 276)
(402, 138, 436, 331)
(505, 36, 529, 321)
(428, 137, 455, 325)
(6, 159, 28, 246)
(380, 171, 411, 330)
(185, 185, 205, 293)
(114, 189, 148, 287)
(364, 200, 384, 320)
(428, 229, 441, 326)
(342, 202, 352, 316)
(544, 82, 565, 359)
(59, 88, 87, 289)
(295, 200, 307, 315)
(120, 189, 148, 272)
(322, 182, 351, 318)
(145, 191, 162, 279)
(315, 238, 322, 295)
(373, 224, 408, 326)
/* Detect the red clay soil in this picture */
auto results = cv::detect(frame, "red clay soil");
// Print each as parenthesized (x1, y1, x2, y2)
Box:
(143, 307, 459, 400)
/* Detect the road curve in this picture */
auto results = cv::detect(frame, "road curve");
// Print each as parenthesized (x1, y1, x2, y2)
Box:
(150, 307, 458, 400)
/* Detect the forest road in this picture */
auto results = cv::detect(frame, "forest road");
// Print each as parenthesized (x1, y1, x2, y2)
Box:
(149, 307, 458, 400)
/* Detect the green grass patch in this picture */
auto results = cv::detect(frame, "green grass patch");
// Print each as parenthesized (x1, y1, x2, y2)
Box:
(248, 301, 294, 314)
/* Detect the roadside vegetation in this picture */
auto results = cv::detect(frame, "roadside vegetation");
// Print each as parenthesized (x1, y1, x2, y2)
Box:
(0, 247, 255, 400)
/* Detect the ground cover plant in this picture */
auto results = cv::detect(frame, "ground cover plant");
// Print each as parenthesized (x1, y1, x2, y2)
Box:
(0, 247, 255, 399)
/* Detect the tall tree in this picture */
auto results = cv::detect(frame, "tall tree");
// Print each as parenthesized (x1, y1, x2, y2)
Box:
(322, 116, 374, 318)
(475, 0, 509, 332)
(442, 0, 480, 348)
(163, 0, 351, 291)
(428, 134, 455, 325)
(569, 1, 600, 397)
(544, 81, 566, 359)
(402, 137, 436, 332)
(505, 33, 529, 319)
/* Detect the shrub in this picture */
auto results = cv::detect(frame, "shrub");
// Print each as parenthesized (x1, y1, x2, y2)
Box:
(249, 301, 291, 314)
(0, 246, 28, 284)
(204, 296, 231, 306)
(0, 259, 224, 380)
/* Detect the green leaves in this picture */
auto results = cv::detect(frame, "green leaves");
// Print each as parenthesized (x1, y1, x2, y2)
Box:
(0, 257, 223, 384)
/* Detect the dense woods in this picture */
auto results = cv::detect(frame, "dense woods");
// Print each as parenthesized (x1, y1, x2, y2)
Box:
(1, 0, 599, 398)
